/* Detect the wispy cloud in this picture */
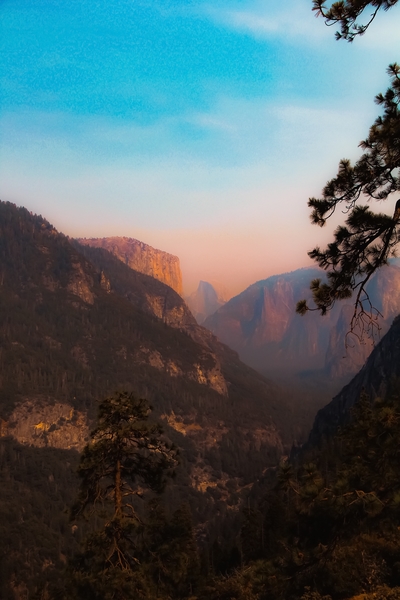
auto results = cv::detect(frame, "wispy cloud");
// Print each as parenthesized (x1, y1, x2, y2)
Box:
(185, 113, 235, 132)
(203, 1, 328, 43)
(0, 95, 376, 231)
(202, 0, 400, 49)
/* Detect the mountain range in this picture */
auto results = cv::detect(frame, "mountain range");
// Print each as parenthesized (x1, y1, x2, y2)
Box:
(0, 200, 298, 595)
(3, 200, 302, 452)
(80, 235, 400, 391)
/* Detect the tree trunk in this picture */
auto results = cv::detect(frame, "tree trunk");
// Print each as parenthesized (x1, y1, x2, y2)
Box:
(115, 458, 122, 518)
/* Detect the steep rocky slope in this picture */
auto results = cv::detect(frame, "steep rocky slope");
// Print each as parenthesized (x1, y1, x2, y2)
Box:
(204, 268, 337, 375)
(204, 265, 400, 379)
(77, 236, 183, 295)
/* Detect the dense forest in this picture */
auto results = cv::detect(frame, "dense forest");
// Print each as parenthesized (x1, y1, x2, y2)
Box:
(0, 200, 287, 598)
(3, 379, 400, 599)
(62, 380, 400, 600)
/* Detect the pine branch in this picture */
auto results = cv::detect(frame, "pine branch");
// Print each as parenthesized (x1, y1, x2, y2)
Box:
(297, 65, 400, 341)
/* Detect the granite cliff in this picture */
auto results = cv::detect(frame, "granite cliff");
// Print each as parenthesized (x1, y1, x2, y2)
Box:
(204, 268, 336, 376)
(204, 265, 400, 380)
(77, 236, 183, 296)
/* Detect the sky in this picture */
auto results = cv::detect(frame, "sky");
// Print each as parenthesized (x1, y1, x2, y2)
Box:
(1, 0, 400, 296)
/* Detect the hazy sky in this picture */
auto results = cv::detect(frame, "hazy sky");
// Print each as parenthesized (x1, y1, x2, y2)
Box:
(1, 0, 399, 295)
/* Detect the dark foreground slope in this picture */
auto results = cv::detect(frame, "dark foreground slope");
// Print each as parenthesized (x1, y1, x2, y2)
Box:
(0, 201, 290, 596)
(197, 317, 400, 600)
(308, 313, 400, 444)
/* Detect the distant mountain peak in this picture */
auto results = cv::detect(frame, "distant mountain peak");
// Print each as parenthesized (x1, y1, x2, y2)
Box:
(186, 280, 231, 324)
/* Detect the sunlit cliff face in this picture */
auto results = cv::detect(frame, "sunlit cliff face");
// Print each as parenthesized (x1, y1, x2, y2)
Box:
(77, 237, 183, 296)
(203, 263, 400, 379)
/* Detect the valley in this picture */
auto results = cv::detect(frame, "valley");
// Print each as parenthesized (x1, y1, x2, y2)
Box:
(3, 0, 400, 596)
(1, 200, 400, 599)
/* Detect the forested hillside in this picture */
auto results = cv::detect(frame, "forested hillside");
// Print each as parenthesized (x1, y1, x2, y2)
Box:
(0, 200, 288, 597)
(198, 319, 400, 599)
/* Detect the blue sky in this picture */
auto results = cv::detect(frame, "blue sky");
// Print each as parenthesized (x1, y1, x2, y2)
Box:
(1, 0, 400, 294)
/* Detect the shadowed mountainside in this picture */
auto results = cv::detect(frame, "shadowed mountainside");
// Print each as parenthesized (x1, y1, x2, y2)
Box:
(0, 199, 298, 595)
(0, 200, 296, 491)
(308, 314, 400, 444)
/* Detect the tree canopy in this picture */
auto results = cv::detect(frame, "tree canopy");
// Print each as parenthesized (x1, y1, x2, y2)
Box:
(313, 0, 399, 41)
(297, 1, 400, 336)
(69, 391, 178, 599)
(73, 391, 178, 523)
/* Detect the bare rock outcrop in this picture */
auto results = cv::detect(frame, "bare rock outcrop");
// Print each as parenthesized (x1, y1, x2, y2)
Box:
(137, 347, 228, 396)
(2, 398, 89, 451)
(77, 236, 183, 296)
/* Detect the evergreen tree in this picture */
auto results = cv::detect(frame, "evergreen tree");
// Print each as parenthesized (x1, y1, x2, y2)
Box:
(312, 0, 399, 41)
(145, 501, 200, 598)
(68, 391, 178, 599)
(296, 1, 399, 336)
(297, 63, 400, 336)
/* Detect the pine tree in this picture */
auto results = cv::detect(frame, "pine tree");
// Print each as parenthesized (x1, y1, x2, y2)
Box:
(312, 0, 399, 41)
(296, 1, 400, 336)
(297, 63, 400, 337)
(68, 391, 178, 600)
(145, 501, 200, 598)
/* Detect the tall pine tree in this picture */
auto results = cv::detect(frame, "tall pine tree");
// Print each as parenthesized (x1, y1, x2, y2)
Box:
(68, 391, 178, 600)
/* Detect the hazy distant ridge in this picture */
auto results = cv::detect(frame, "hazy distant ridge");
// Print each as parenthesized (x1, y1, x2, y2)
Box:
(204, 264, 400, 380)
(186, 280, 231, 324)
